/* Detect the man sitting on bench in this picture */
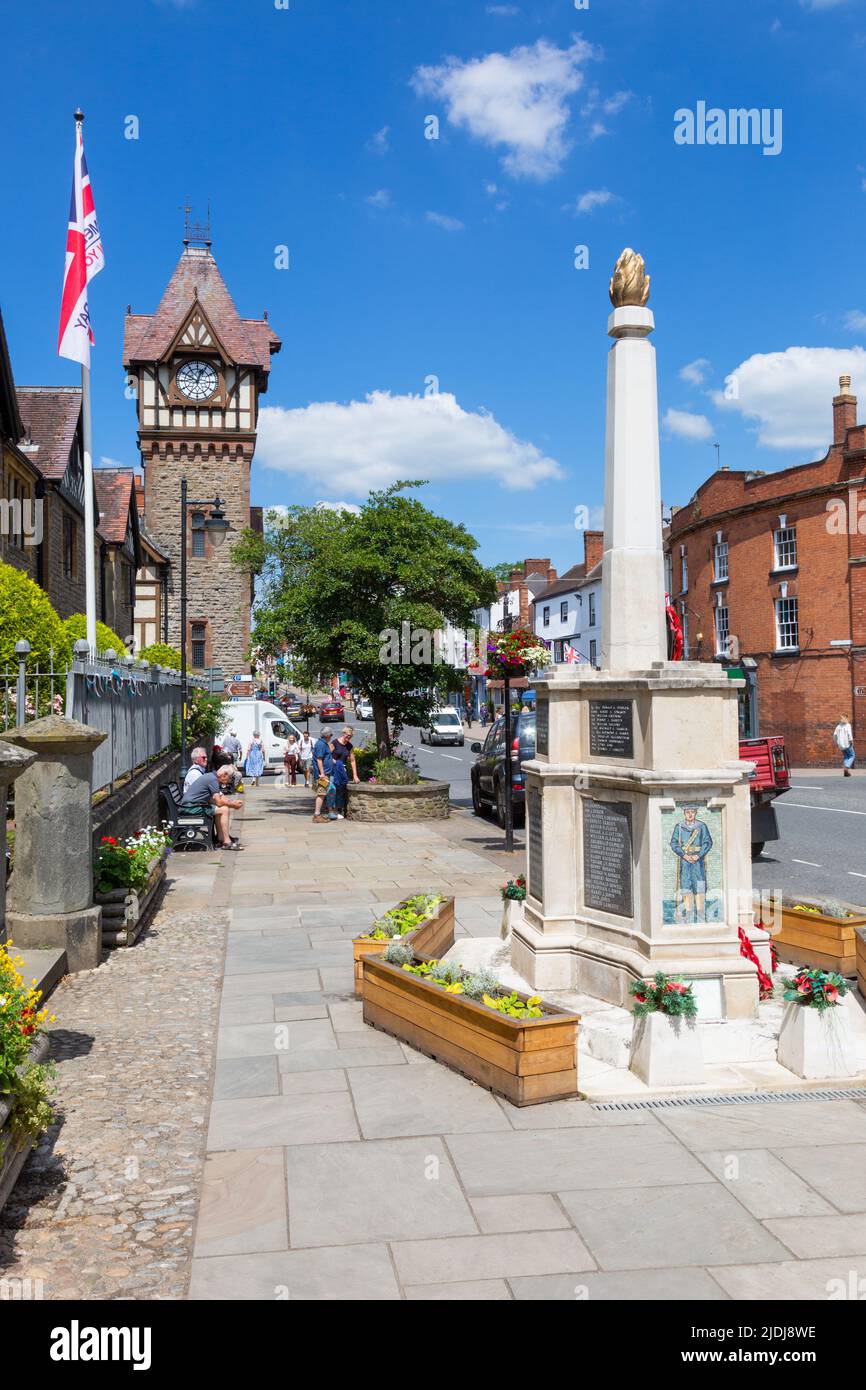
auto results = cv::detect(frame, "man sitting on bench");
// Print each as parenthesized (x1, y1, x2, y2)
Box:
(180, 764, 244, 851)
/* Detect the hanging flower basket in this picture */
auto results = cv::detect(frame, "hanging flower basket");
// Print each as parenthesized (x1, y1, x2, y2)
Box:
(485, 629, 549, 680)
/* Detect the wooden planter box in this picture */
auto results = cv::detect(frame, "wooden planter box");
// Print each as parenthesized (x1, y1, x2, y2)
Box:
(857, 927, 866, 999)
(96, 850, 168, 949)
(0, 1036, 49, 1218)
(362, 956, 580, 1105)
(353, 896, 455, 998)
(769, 896, 866, 976)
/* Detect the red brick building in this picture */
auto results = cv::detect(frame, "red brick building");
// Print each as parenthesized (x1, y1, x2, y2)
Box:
(667, 375, 866, 766)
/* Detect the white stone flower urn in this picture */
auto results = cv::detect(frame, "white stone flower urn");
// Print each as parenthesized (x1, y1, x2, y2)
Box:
(629, 1011, 705, 1088)
(501, 896, 524, 941)
(777, 1003, 858, 1079)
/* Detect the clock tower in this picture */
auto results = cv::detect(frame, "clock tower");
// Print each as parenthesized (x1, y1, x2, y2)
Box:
(123, 229, 280, 678)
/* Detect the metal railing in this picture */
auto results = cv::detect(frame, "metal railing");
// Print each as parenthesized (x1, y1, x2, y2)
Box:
(1, 639, 203, 794)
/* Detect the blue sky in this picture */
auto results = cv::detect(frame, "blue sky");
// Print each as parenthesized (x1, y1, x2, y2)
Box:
(4, 0, 866, 574)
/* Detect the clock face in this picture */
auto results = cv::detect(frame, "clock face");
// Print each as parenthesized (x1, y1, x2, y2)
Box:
(176, 360, 218, 401)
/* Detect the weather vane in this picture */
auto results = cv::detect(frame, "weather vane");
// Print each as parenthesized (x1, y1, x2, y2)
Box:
(182, 200, 212, 249)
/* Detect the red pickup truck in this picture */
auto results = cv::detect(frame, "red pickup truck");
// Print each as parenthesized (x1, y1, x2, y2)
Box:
(739, 735, 790, 859)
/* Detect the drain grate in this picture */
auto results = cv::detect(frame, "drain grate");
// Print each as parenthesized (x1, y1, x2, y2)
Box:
(592, 1087, 866, 1112)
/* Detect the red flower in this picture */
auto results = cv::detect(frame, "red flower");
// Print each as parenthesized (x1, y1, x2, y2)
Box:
(825, 985, 838, 1003)
(633, 993, 646, 1004)
(664, 981, 687, 994)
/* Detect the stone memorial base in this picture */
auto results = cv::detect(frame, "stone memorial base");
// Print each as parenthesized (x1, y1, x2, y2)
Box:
(518, 663, 760, 1022)
(6, 906, 102, 974)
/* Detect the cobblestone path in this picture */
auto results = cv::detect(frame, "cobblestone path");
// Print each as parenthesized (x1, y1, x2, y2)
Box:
(0, 893, 228, 1300)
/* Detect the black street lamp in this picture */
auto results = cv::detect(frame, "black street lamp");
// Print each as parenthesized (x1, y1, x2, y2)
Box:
(179, 478, 232, 777)
(502, 609, 515, 854)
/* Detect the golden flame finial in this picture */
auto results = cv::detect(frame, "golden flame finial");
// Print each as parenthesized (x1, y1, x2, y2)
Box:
(609, 248, 650, 308)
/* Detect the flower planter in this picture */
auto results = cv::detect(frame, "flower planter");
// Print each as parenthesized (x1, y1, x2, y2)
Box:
(347, 780, 450, 822)
(0, 1035, 50, 1218)
(857, 927, 866, 1001)
(362, 956, 580, 1105)
(777, 1002, 859, 1079)
(501, 897, 524, 941)
(353, 896, 455, 998)
(769, 896, 865, 976)
(629, 1011, 705, 1088)
(95, 850, 168, 949)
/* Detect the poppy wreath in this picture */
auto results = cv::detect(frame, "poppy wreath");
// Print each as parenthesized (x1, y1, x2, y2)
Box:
(783, 967, 849, 1013)
(630, 970, 698, 1020)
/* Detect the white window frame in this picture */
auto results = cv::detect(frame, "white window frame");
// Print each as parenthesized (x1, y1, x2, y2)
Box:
(560, 599, 568, 623)
(588, 592, 596, 626)
(774, 596, 799, 651)
(714, 603, 729, 656)
(774, 525, 797, 571)
(542, 605, 550, 628)
(680, 547, 688, 593)
(589, 638, 597, 667)
(713, 539, 728, 582)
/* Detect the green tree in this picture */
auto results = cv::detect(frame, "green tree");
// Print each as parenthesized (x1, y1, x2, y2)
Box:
(233, 483, 497, 755)
(491, 562, 521, 582)
(138, 642, 182, 671)
(0, 561, 71, 669)
(64, 613, 127, 658)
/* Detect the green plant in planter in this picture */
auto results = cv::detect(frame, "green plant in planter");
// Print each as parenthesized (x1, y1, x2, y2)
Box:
(783, 967, 849, 1012)
(500, 875, 526, 902)
(0, 940, 55, 1144)
(362, 892, 444, 940)
(630, 972, 698, 1020)
(398, 955, 546, 1018)
(94, 826, 171, 895)
(383, 941, 414, 965)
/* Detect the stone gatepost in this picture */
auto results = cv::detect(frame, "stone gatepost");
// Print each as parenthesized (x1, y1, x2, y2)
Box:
(3, 715, 106, 972)
(0, 740, 37, 943)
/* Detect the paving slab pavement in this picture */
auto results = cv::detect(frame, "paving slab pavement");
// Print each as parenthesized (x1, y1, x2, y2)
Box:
(5, 776, 866, 1301)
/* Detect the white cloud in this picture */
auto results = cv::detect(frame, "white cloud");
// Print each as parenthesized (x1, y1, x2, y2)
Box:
(257, 391, 564, 496)
(366, 126, 390, 155)
(679, 357, 712, 386)
(425, 210, 465, 231)
(366, 189, 392, 209)
(99, 456, 126, 468)
(662, 408, 714, 442)
(714, 346, 866, 450)
(843, 310, 866, 333)
(800, 0, 848, 10)
(411, 39, 594, 180)
(574, 187, 616, 214)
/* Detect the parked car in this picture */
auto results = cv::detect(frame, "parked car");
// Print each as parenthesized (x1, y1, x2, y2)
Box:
(356, 697, 374, 720)
(318, 698, 345, 722)
(470, 709, 536, 828)
(280, 694, 304, 719)
(219, 700, 304, 776)
(420, 706, 465, 747)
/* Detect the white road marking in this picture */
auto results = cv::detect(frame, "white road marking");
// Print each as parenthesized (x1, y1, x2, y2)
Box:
(849, 871, 866, 879)
(789, 784, 824, 790)
(778, 802, 866, 816)
(792, 859, 821, 867)
(440, 754, 462, 761)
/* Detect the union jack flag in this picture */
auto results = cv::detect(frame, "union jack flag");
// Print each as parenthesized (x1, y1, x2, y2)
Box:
(58, 117, 104, 366)
(564, 643, 587, 664)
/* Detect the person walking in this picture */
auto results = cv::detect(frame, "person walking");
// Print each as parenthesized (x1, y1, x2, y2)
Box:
(283, 733, 300, 786)
(312, 730, 337, 823)
(245, 731, 265, 787)
(833, 715, 856, 776)
(222, 728, 242, 764)
(298, 730, 315, 788)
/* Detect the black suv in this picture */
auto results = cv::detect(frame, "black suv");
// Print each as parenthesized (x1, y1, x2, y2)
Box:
(470, 709, 536, 828)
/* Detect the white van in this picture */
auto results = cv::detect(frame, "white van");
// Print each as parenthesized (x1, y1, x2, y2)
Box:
(219, 699, 304, 775)
(419, 705, 465, 747)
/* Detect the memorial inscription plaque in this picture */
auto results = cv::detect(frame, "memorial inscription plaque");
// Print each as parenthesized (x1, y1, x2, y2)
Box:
(528, 789, 543, 905)
(583, 798, 633, 917)
(589, 699, 634, 759)
(536, 697, 549, 756)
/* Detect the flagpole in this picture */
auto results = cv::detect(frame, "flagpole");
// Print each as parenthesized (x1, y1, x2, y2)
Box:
(81, 360, 97, 655)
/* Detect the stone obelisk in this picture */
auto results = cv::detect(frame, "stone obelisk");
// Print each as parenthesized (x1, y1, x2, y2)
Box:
(512, 250, 759, 1021)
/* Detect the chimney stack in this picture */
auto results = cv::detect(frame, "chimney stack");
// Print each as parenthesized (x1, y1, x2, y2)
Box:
(833, 374, 857, 444)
